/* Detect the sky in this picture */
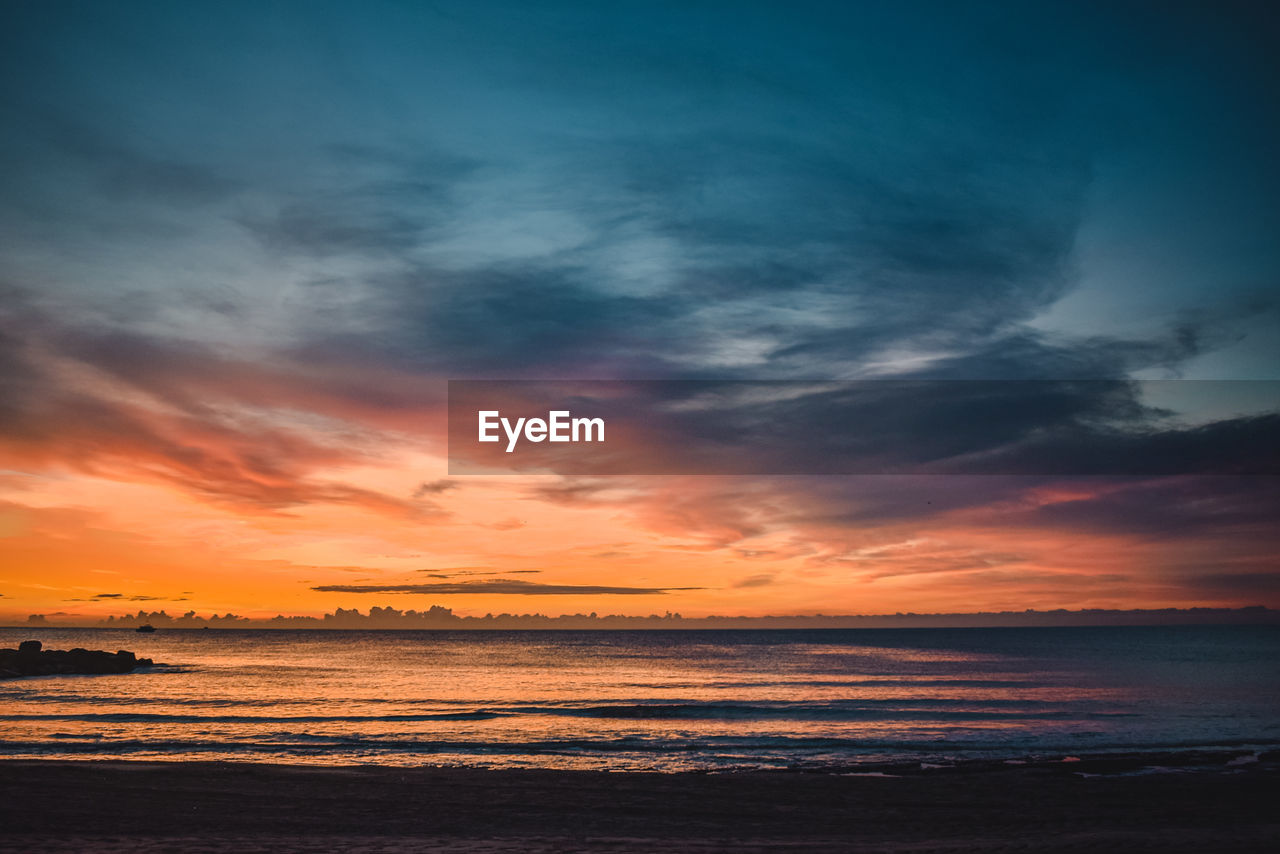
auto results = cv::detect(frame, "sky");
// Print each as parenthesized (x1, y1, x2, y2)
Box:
(1, 0, 1278, 622)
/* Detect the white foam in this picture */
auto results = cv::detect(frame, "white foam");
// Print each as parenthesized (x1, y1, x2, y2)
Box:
(1226, 753, 1260, 766)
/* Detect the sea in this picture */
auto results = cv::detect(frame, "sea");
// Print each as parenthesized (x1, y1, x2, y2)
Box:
(1, 626, 1277, 771)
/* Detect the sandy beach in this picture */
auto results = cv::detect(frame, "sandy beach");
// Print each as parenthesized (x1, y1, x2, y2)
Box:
(2, 751, 1277, 853)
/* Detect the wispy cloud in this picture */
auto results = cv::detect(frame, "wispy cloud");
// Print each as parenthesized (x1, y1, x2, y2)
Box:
(412, 479, 458, 498)
(731, 574, 775, 589)
(415, 568, 541, 578)
(63, 593, 178, 602)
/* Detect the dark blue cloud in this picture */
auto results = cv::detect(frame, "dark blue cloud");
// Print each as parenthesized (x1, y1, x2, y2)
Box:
(3, 0, 1275, 383)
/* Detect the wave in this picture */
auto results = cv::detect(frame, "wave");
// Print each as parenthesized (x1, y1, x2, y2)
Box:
(3, 734, 1278, 757)
(498, 702, 1136, 721)
(610, 679, 1057, 689)
(0, 681, 1060, 705)
(0, 699, 1137, 724)
(0, 710, 504, 723)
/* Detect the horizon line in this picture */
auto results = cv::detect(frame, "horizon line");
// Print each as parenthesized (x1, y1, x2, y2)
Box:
(5, 604, 1277, 631)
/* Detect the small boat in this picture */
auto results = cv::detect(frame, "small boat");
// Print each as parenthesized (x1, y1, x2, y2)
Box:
(135, 624, 156, 633)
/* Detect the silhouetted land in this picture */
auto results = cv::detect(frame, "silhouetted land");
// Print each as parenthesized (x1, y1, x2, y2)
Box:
(2, 751, 1277, 852)
(12, 604, 1277, 630)
(0, 640, 153, 679)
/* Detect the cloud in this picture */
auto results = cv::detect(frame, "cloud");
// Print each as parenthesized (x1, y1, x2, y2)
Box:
(7, 111, 241, 211)
(279, 142, 1092, 383)
(1008, 476, 1280, 539)
(239, 200, 425, 258)
(526, 479, 626, 506)
(235, 145, 474, 257)
(412, 479, 458, 498)
(731, 574, 776, 588)
(312, 580, 700, 595)
(63, 593, 177, 602)
(488, 471, 1280, 606)
(0, 297, 449, 516)
(1182, 572, 1280, 596)
(414, 567, 541, 578)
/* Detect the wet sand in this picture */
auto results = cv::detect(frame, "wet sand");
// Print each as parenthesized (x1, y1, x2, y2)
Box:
(1, 751, 1277, 852)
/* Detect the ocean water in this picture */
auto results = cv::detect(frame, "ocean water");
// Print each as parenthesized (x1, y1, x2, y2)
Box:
(1, 626, 1277, 771)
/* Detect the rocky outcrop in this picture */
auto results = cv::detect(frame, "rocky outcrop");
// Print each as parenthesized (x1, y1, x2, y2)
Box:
(0, 640, 154, 679)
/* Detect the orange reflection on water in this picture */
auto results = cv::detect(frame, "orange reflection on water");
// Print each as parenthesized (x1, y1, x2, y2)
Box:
(9, 626, 1239, 771)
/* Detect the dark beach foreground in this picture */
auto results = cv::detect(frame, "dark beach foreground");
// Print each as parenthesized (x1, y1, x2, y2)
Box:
(1, 752, 1277, 853)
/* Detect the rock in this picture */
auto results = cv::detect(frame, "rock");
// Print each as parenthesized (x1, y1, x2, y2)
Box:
(0, 643, 156, 679)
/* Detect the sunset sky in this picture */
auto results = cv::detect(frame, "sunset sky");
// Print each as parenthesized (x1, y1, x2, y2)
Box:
(2, 0, 1278, 623)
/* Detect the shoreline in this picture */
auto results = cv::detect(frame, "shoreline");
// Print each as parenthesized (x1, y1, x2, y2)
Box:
(2, 750, 1277, 852)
